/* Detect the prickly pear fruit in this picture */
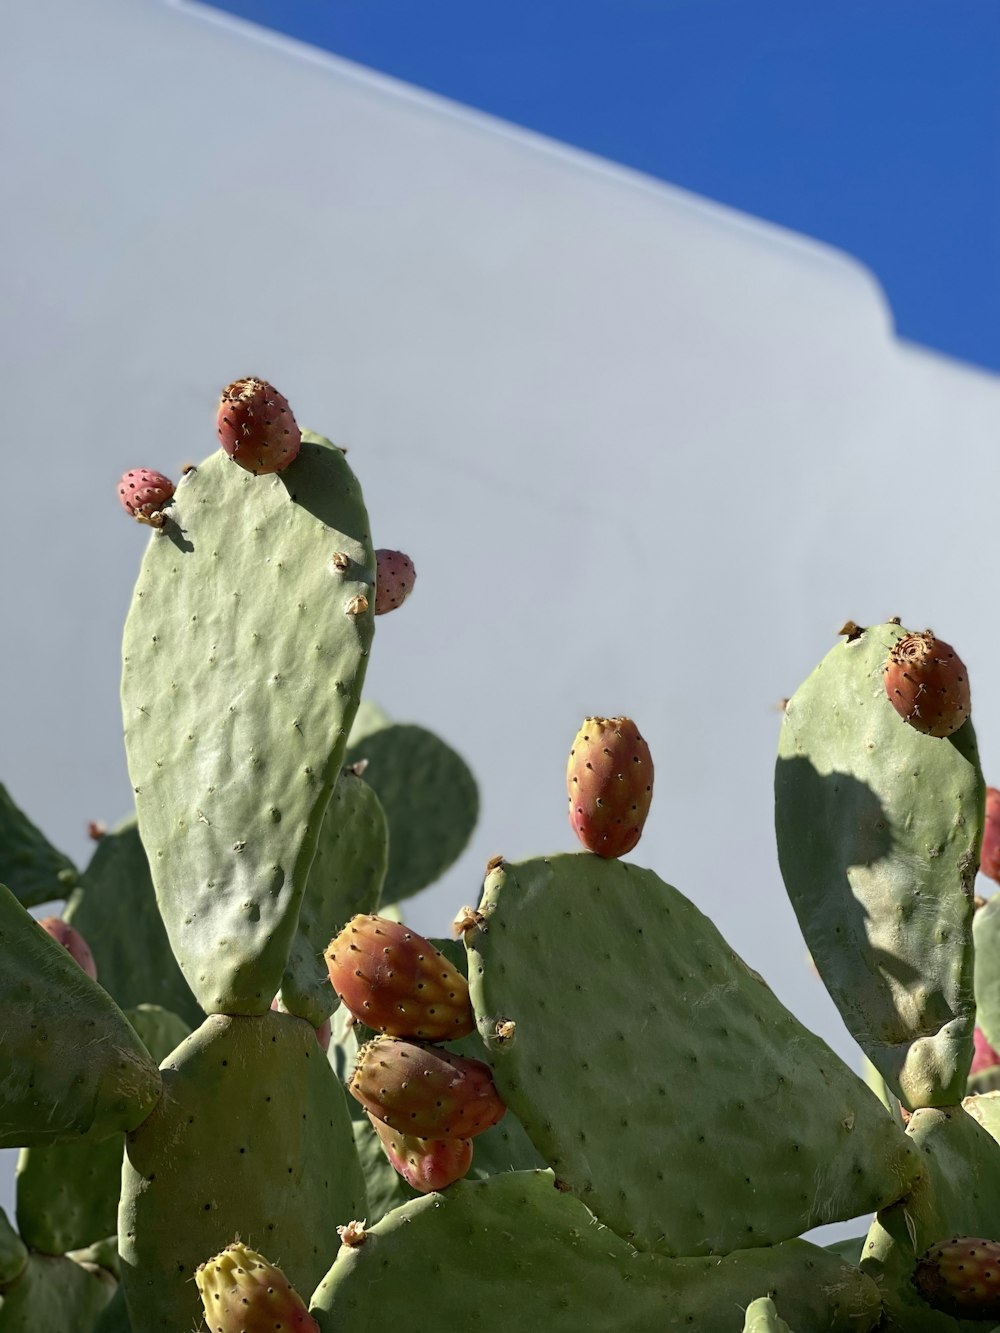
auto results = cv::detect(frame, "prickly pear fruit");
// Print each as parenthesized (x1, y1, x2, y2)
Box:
(982, 787, 1000, 883)
(367, 1111, 473, 1192)
(350, 1035, 506, 1139)
(566, 716, 654, 858)
(216, 377, 301, 475)
(882, 631, 971, 737)
(913, 1237, 1000, 1319)
(373, 549, 416, 614)
(325, 914, 474, 1041)
(195, 1242, 319, 1333)
(117, 468, 174, 522)
(971, 1027, 1000, 1076)
(37, 917, 97, 981)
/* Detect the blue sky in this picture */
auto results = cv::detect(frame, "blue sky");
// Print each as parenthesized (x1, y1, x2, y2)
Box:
(205, 1, 999, 372)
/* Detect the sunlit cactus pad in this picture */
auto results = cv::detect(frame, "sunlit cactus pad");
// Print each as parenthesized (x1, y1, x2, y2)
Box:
(466, 854, 920, 1257)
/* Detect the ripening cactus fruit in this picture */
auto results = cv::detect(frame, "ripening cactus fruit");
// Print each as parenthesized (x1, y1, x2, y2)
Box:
(350, 1036, 506, 1138)
(117, 468, 175, 524)
(374, 549, 416, 615)
(37, 917, 98, 981)
(982, 787, 1000, 883)
(195, 1241, 319, 1333)
(913, 1237, 1000, 1319)
(971, 1027, 1000, 1076)
(325, 914, 475, 1041)
(368, 1112, 474, 1192)
(882, 631, 971, 737)
(216, 377, 301, 475)
(566, 716, 654, 858)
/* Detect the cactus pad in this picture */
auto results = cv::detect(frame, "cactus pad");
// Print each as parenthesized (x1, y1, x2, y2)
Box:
(311, 1171, 882, 1332)
(466, 854, 920, 1257)
(0, 883, 161, 1147)
(775, 622, 983, 1109)
(64, 816, 201, 1028)
(345, 718, 478, 902)
(118, 1009, 365, 1332)
(121, 434, 375, 1013)
(0, 782, 76, 907)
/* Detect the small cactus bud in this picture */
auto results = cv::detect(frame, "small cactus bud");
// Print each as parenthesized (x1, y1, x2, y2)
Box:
(337, 1220, 368, 1247)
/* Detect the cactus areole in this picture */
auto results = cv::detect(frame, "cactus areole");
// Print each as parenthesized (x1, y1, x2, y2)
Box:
(566, 716, 654, 857)
(882, 630, 971, 737)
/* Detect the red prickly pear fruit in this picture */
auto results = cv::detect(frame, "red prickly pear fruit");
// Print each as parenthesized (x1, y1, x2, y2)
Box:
(367, 1112, 473, 1192)
(195, 1241, 319, 1333)
(566, 716, 654, 858)
(882, 631, 971, 738)
(982, 788, 1000, 882)
(324, 914, 474, 1041)
(913, 1237, 1000, 1319)
(350, 1035, 506, 1139)
(269, 994, 332, 1051)
(373, 549, 416, 615)
(117, 468, 174, 521)
(971, 1027, 1000, 1076)
(37, 917, 97, 981)
(216, 377, 301, 475)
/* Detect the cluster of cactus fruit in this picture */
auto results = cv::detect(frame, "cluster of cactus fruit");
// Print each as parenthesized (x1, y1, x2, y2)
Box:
(7, 379, 1000, 1330)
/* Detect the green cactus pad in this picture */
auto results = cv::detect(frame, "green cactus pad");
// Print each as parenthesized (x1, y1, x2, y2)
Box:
(743, 1298, 795, 1333)
(15, 1006, 191, 1254)
(345, 718, 478, 902)
(121, 435, 375, 1014)
(66, 1236, 120, 1279)
(862, 1101, 1000, 1330)
(0, 1252, 114, 1332)
(91, 1285, 132, 1333)
(0, 1210, 27, 1291)
(311, 1171, 882, 1332)
(775, 622, 983, 1110)
(63, 817, 201, 1028)
(280, 766, 389, 1025)
(0, 782, 77, 907)
(823, 1235, 866, 1266)
(974, 897, 1000, 1054)
(118, 1009, 365, 1332)
(466, 855, 920, 1258)
(0, 883, 161, 1148)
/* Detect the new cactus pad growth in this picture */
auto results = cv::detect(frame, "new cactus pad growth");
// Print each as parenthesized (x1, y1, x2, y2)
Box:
(216, 376, 301, 474)
(882, 629, 971, 737)
(350, 1036, 506, 1138)
(373, 549, 416, 614)
(196, 1242, 320, 1333)
(566, 715, 654, 857)
(913, 1236, 1000, 1319)
(325, 913, 475, 1040)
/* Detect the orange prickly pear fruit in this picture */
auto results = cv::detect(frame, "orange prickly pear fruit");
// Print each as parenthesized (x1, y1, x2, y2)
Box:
(350, 1036, 505, 1139)
(325, 914, 474, 1041)
(367, 1112, 473, 1192)
(882, 631, 971, 738)
(566, 716, 654, 858)
(913, 1237, 1000, 1319)
(195, 1241, 319, 1332)
(216, 377, 301, 475)
(38, 917, 98, 981)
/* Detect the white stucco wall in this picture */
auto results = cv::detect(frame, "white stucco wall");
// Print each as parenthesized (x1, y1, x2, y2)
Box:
(2, 0, 998, 1244)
